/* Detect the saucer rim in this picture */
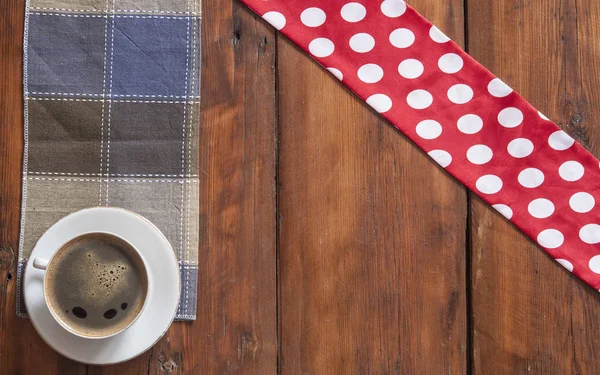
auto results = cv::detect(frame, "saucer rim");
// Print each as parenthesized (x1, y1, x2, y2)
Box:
(24, 207, 181, 365)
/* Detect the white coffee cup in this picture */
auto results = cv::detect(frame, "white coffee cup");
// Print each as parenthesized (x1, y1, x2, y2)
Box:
(24, 207, 180, 365)
(32, 231, 151, 340)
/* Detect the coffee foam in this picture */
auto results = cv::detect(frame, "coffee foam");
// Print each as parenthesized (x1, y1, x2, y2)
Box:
(45, 233, 147, 337)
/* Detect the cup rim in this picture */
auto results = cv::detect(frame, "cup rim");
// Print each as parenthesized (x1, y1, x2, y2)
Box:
(41, 231, 152, 340)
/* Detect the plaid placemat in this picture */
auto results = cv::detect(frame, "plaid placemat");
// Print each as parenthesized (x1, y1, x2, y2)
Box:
(18, 0, 201, 320)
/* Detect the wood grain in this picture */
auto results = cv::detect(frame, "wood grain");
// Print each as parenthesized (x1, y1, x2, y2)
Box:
(468, 0, 600, 373)
(0, 0, 86, 374)
(188, 1, 278, 373)
(95, 1, 279, 374)
(4, 0, 600, 373)
(276, 1, 467, 373)
(0, 0, 278, 373)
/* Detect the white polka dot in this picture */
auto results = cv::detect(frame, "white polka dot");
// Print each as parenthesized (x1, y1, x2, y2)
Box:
(569, 192, 595, 213)
(428, 149, 452, 168)
(357, 63, 383, 83)
(539, 111, 550, 120)
(466, 145, 493, 165)
(492, 204, 513, 219)
(381, 0, 406, 17)
(537, 229, 564, 249)
(556, 259, 573, 272)
(457, 114, 483, 134)
(327, 67, 343, 81)
(476, 175, 503, 194)
(498, 107, 524, 128)
(406, 89, 433, 110)
(590, 255, 600, 274)
(507, 138, 534, 158)
(301, 7, 326, 27)
(528, 198, 555, 219)
(398, 59, 424, 79)
(559, 161, 584, 182)
(262, 11, 286, 30)
(416, 120, 442, 140)
(487, 78, 512, 98)
(447, 84, 473, 104)
(308, 38, 335, 57)
(438, 53, 463, 74)
(429, 26, 450, 43)
(548, 130, 574, 151)
(518, 168, 544, 188)
(341, 2, 366, 22)
(389, 28, 415, 48)
(581, 224, 600, 244)
(349, 33, 375, 53)
(366, 94, 392, 113)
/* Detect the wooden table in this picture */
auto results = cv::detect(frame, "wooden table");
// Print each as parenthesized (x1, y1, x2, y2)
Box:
(2, 0, 600, 373)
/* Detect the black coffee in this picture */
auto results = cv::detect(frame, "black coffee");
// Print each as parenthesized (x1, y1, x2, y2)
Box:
(45, 233, 148, 337)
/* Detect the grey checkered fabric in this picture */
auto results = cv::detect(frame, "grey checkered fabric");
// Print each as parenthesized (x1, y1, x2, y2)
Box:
(19, 0, 201, 320)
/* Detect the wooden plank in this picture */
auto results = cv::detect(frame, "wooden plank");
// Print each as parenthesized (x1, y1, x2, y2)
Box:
(0, 0, 86, 373)
(0, 0, 278, 373)
(469, 0, 600, 373)
(180, 1, 278, 372)
(94, 1, 279, 374)
(276, 2, 467, 374)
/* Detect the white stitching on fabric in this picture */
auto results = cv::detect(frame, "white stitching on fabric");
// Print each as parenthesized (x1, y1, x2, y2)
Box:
(27, 97, 200, 104)
(175, 314, 196, 320)
(105, 100, 112, 205)
(29, 12, 107, 17)
(178, 0, 191, 280)
(184, 0, 199, 316)
(117, 10, 201, 15)
(29, 92, 103, 96)
(110, 179, 192, 183)
(16, 264, 26, 318)
(30, 172, 101, 176)
(105, 0, 116, 206)
(28, 177, 191, 183)
(29, 7, 202, 15)
(29, 177, 101, 182)
(29, 12, 196, 20)
(180, 264, 198, 269)
(28, 9, 202, 16)
(106, 179, 189, 183)
(115, 15, 193, 19)
(28, 92, 200, 99)
(17, 0, 33, 318)
(112, 94, 200, 98)
(182, 0, 197, 314)
(113, 173, 199, 177)
(30, 6, 99, 12)
(29, 172, 199, 177)
(99, 0, 110, 205)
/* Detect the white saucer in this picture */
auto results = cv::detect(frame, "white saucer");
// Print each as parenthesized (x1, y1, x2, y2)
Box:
(24, 207, 180, 365)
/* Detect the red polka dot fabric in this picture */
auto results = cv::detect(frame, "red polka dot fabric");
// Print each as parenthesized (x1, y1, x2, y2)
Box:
(242, 0, 600, 290)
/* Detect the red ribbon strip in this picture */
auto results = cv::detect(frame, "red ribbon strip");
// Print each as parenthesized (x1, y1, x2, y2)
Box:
(239, 0, 600, 290)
